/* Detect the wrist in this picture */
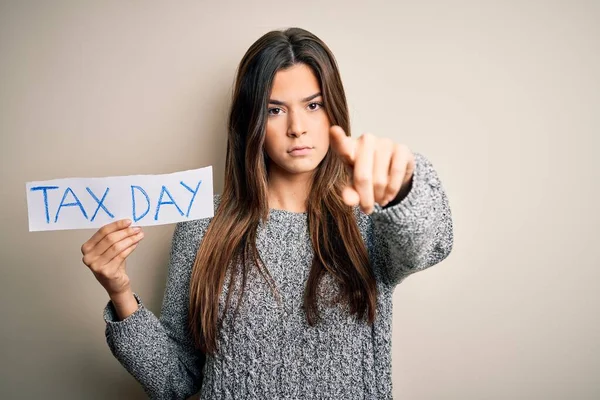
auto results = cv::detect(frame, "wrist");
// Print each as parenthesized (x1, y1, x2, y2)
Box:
(109, 289, 140, 321)
(109, 287, 134, 304)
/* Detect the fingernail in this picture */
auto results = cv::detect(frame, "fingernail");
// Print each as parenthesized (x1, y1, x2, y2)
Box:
(132, 226, 141, 232)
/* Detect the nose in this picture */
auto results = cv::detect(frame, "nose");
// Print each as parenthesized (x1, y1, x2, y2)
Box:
(287, 110, 306, 138)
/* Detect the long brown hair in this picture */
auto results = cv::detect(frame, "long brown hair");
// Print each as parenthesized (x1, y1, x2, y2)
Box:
(189, 27, 377, 355)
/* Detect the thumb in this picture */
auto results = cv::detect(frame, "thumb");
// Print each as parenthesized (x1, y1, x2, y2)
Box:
(342, 186, 360, 207)
(329, 125, 355, 165)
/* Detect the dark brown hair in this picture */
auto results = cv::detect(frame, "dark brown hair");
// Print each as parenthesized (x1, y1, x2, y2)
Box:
(188, 27, 377, 355)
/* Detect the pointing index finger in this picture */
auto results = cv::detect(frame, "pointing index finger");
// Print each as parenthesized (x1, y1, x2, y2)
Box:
(329, 125, 356, 165)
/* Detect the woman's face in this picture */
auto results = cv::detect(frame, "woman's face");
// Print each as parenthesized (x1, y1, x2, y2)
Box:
(264, 63, 331, 178)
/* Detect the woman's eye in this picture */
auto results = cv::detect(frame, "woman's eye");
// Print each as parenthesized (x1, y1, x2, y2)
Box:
(308, 102, 323, 111)
(268, 107, 282, 115)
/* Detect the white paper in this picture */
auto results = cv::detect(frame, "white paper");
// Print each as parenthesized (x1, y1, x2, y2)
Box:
(26, 166, 214, 232)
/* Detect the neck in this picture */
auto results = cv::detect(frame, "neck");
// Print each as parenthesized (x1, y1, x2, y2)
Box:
(267, 167, 313, 213)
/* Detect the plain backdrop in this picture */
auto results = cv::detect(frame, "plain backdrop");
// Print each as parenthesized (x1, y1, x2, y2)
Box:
(1, 1, 598, 399)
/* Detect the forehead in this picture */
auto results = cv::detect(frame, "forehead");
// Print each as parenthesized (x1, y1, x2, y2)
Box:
(270, 64, 321, 99)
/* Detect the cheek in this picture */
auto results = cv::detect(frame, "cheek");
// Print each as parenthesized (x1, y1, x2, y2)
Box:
(264, 124, 289, 165)
(264, 122, 279, 152)
(321, 128, 330, 147)
(316, 123, 330, 151)
(307, 114, 330, 146)
(263, 138, 274, 163)
(265, 119, 285, 144)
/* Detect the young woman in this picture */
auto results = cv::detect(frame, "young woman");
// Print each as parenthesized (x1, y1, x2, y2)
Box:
(81, 27, 453, 399)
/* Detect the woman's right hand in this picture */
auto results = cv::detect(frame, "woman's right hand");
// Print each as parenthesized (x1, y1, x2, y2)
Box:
(81, 219, 145, 297)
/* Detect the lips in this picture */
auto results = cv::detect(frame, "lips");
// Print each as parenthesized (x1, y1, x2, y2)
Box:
(288, 146, 313, 156)
(288, 146, 312, 153)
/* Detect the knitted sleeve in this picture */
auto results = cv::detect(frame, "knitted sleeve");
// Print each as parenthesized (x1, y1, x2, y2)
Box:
(103, 207, 215, 399)
(367, 152, 454, 287)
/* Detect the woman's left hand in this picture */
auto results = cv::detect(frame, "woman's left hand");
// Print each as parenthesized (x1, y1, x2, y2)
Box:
(329, 125, 415, 214)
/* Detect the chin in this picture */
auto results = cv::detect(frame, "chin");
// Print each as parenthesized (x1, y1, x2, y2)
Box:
(281, 162, 320, 175)
(268, 155, 325, 176)
(284, 166, 317, 175)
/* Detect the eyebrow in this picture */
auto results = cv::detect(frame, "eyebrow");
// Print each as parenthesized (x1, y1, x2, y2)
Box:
(268, 92, 322, 106)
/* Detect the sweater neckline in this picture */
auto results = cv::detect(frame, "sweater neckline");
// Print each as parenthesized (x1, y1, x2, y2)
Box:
(267, 208, 308, 223)
(268, 208, 307, 215)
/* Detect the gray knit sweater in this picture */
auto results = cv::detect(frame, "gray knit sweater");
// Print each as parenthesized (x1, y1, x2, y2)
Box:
(103, 152, 453, 399)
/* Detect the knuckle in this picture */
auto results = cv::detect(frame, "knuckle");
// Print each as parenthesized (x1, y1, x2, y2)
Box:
(89, 261, 102, 273)
(98, 225, 109, 237)
(83, 254, 97, 268)
(373, 178, 387, 189)
(110, 241, 124, 255)
(115, 239, 131, 254)
(390, 164, 404, 175)
(105, 231, 122, 247)
(354, 174, 370, 185)
(387, 183, 401, 195)
(381, 138, 393, 149)
(106, 231, 118, 243)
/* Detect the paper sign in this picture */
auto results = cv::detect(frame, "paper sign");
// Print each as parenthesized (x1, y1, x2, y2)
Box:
(26, 166, 213, 232)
